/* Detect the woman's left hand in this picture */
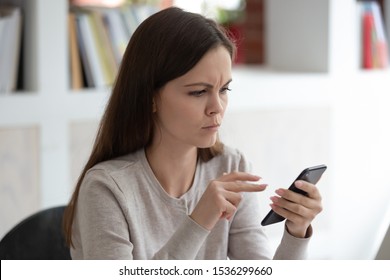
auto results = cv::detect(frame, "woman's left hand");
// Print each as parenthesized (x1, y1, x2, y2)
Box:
(270, 180, 323, 238)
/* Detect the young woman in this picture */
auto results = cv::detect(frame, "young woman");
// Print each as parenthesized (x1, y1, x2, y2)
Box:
(63, 6, 323, 260)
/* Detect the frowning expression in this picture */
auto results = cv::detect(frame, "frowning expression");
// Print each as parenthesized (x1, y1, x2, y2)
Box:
(153, 46, 232, 150)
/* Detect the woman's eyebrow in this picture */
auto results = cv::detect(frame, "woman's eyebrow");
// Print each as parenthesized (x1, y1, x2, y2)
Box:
(184, 79, 232, 88)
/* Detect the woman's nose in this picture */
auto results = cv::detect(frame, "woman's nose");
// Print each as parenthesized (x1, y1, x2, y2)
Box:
(206, 93, 225, 116)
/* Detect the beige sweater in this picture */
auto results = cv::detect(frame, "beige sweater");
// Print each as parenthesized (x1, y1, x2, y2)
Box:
(71, 146, 310, 260)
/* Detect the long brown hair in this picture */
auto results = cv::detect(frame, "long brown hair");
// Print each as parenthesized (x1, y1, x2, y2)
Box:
(63, 6, 236, 248)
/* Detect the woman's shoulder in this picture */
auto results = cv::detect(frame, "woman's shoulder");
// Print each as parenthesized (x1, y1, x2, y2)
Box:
(87, 149, 143, 176)
(80, 149, 147, 197)
(214, 144, 248, 164)
(221, 145, 245, 159)
(206, 145, 250, 172)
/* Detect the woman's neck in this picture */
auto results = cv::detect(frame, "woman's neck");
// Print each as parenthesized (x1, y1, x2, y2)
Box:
(145, 145, 198, 198)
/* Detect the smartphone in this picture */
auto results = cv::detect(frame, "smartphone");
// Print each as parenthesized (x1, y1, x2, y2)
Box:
(261, 164, 327, 226)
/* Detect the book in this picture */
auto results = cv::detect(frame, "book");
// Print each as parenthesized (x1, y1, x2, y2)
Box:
(75, 12, 94, 88)
(100, 8, 130, 66)
(88, 11, 117, 85)
(359, 1, 389, 69)
(362, 8, 375, 68)
(76, 12, 107, 88)
(370, 1, 388, 68)
(119, 4, 140, 37)
(68, 12, 84, 90)
(0, 6, 22, 94)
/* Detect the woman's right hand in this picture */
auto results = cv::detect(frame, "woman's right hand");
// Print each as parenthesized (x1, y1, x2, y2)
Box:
(190, 172, 267, 230)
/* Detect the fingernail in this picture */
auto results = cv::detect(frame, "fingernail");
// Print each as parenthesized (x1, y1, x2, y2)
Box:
(295, 180, 303, 187)
(275, 189, 284, 196)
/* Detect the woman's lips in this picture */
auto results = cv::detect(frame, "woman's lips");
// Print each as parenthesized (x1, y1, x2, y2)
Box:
(202, 124, 220, 131)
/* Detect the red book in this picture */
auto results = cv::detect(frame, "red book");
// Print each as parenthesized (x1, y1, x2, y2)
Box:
(362, 11, 375, 69)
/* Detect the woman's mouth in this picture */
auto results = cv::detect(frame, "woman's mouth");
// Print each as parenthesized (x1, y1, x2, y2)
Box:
(202, 124, 220, 131)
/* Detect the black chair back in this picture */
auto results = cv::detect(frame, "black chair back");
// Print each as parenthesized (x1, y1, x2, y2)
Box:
(0, 206, 71, 260)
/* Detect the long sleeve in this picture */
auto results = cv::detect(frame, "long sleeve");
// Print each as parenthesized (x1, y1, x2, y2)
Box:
(228, 191, 273, 259)
(152, 216, 210, 259)
(71, 169, 134, 259)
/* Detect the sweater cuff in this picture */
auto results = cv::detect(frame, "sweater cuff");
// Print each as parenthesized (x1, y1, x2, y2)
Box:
(155, 216, 210, 259)
(274, 225, 312, 260)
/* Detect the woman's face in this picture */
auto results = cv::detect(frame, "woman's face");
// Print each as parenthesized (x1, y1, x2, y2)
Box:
(153, 46, 232, 151)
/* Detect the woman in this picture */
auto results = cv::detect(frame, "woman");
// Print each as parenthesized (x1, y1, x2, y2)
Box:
(63, 6, 322, 260)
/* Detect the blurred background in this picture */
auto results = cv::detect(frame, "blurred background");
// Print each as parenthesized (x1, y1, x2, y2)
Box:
(1, 0, 390, 259)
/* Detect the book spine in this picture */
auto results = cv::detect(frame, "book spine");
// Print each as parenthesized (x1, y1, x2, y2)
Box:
(0, 7, 22, 93)
(69, 12, 84, 90)
(362, 8, 375, 69)
(361, 1, 389, 69)
(75, 13, 94, 87)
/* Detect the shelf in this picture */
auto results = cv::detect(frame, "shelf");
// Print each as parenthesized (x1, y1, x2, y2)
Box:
(0, 90, 109, 126)
(230, 66, 334, 111)
(0, 63, 335, 127)
(2, 66, 390, 127)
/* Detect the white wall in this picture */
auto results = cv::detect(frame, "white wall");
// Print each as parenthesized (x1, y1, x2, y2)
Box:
(220, 69, 390, 259)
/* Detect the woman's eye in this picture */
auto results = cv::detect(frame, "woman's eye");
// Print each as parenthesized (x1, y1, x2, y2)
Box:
(189, 89, 207, 96)
(220, 87, 231, 94)
(189, 87, 231, 96)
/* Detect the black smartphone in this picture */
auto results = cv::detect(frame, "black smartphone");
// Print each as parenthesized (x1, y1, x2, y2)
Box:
(261, 164, 327, 226)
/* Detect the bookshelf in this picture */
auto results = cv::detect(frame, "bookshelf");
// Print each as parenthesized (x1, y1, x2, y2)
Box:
(1, 0, 390, 259)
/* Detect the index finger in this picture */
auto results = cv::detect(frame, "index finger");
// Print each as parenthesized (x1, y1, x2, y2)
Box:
(224, 181, 268, 193)
(219, 171, 261, 183)
(294, 180, 322, 199)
